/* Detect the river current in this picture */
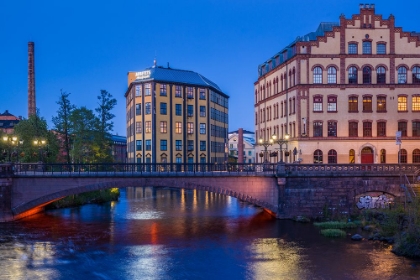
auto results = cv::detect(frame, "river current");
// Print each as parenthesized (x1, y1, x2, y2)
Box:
(0, 187, 419, 280)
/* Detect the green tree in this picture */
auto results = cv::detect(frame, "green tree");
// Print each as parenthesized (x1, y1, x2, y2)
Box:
(69, 106, 98, 163)
(94, 89, 117, 162)
(13, 113, 59, 163)
(52, 90, 75, 164)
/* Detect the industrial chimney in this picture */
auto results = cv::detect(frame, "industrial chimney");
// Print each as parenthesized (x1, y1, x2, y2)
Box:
(28, 42, 36, 117)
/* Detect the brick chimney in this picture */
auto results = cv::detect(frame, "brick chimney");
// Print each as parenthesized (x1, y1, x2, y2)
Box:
(238, 128, 244, 163)
(28, 42, 36, 117)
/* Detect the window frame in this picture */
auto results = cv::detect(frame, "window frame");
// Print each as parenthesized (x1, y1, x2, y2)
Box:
(348, 67, 358, 84)
(327, 67, 337, 84)
(313, 67, 323, 84)
(376, 67, 386, 84)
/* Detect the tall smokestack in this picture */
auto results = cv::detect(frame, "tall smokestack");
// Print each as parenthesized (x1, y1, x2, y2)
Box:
(28, 42, 36, 117)
(238, 128, 244, 163)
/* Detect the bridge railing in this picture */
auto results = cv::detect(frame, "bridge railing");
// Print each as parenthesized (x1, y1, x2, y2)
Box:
(284, 163, 420, 176)
(12, 162, 278, 177)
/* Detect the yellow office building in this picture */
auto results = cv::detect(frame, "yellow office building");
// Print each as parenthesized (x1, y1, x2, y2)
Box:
(125, 63, 229, 164)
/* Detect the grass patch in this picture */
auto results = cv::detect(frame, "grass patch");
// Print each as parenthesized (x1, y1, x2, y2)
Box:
(47, 188, 120, 209)
(314, 221, 357, 229)
(320, 229, 346, 238)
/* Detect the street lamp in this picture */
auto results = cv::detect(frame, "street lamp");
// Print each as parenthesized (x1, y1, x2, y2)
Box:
(272, 133, 290, 163)
(33, 139, 47, 162)
(258, 137, 274, 163)
(2, 135, 18, 162)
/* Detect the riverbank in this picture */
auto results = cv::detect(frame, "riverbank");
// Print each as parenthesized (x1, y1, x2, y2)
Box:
(46, 188, 120, 209)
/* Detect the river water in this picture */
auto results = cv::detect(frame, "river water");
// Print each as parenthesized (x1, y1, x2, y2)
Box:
(0, 187, 419, 280)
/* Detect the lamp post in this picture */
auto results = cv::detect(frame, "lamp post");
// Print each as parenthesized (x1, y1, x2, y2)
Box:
(33, 139, 47, 162)
(258, 138, 274, 163)
(272, 133, 290, 163)
(2, 135, 18, 162)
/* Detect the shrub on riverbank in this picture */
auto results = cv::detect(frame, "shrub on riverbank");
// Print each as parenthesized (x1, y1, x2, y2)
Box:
(47, 188, 120, 209)
(320, 229, 346, 237)
(314, 221, 358, 229)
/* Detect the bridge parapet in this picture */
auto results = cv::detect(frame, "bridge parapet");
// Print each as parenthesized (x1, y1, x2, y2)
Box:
(284, 164, 420, 178)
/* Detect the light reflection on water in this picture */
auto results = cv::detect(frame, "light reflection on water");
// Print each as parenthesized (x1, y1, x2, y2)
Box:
(0, 186, 419, 280)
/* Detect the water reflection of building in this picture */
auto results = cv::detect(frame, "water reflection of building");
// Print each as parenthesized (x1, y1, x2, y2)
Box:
(255, 4, 420, 164)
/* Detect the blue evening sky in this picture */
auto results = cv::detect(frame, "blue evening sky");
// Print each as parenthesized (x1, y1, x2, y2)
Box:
(1, 0, 419, 136)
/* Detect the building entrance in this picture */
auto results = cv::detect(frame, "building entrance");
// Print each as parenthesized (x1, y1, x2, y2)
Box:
(361, 147, 374, 163)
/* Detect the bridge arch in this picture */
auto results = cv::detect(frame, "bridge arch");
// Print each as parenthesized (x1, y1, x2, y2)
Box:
(12, 176, 279, 218)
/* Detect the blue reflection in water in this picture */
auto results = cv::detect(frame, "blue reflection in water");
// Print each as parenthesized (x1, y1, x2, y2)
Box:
(0, 187, 419, 280)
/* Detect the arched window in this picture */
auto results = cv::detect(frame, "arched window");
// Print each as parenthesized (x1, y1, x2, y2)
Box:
(313, 67, 322, 84)
(413, 66, 420, 84)
(413, 149, 420, 163)
(327, 67, 337, 84)
(398, 67, 407, 84)
(349, 149, 355, 163)
(328, 149, 337, 163)
(377, 67, 386, 84)
(348, 67, 358, 84)
(380, 149, 386, 163)
(363, 67, 371, 84)
(399, 149, 407, 163)
(313, 149, 323, 164)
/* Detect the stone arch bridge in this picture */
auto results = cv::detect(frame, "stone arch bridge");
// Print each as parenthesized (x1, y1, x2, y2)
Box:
(0, 163, 419, 222)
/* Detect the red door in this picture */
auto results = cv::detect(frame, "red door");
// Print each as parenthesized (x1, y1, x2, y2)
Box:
(361, 147, 374, 163)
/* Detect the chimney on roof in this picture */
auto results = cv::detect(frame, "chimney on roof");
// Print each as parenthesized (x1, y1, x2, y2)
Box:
(28, 42, 36, 117)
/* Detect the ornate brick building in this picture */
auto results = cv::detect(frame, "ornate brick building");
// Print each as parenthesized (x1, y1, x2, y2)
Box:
(255, 4, 420, 164)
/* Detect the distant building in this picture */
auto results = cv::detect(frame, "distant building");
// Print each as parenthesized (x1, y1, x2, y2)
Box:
(0, 110, 21, 134)
(255, 4, 420, 164)
(125, 62, 229, 164)
(228, 130, 255, 164)
(111, 134, 127, 163)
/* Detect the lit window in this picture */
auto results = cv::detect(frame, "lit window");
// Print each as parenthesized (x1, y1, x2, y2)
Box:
(187, 122, 194, 134)
(412, 96, 420, 111)
(377, 96, 386, 112)
(363, 96, 372, 112)
(136, 121, 142, 133)
(398, 96, 407, 111)
(175, 122, 182, 134)
(313, 149, 323, 163)
(175, 85, 182, 97)
(187, 87, 194, 99)
(145, 121, 151, 133)
(348, 96, 358, 112)
(160, 121, 167, 133)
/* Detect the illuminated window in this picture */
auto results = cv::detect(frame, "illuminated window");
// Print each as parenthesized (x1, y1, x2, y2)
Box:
(145, 121, 151, 133)
(348, 96, 358, 112)
(363, 96, 372, 112)
(412, 96, 420, 111)
(175, 85, 182, 97)
(160, 121, 167, 133)
(380, 149, 386, 163)
(377, 96, 386, 112)
(313, 149, 323, 163)
(187, 87, 194, 99)
(398, 96, 407, 111)
(187, 122, 194, 134)
(136, 121, 142, 133)
(175, 122, 182, 134)
(160, 84, 167, 96)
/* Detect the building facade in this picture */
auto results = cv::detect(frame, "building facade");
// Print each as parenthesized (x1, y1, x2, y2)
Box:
(0, 110, 21, 134)
(111, 135, 127, 163)
(255, 4, 420, 164)
(125, 63, 229, 164)
(228, 129, 256, 164)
